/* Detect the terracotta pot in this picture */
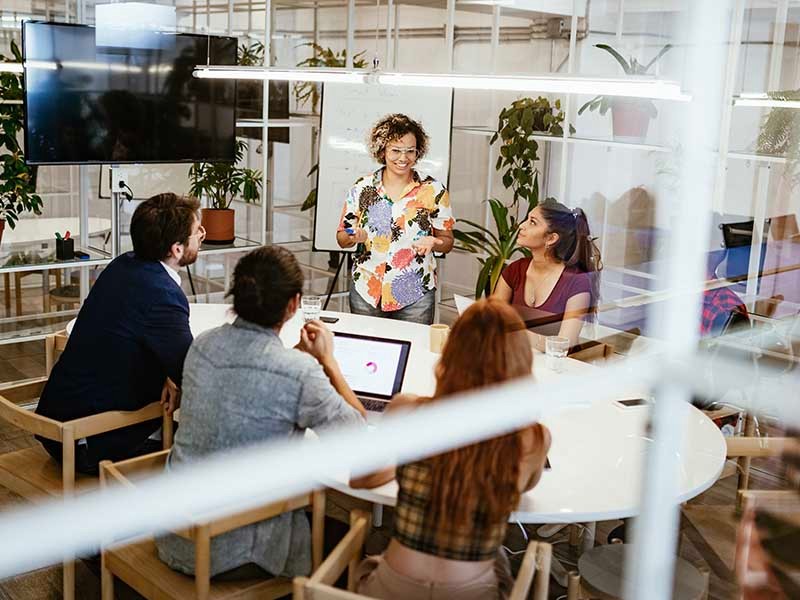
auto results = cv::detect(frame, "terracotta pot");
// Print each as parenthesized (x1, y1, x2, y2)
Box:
(611, 101, 651, 143)
(201, 208, 235, 245)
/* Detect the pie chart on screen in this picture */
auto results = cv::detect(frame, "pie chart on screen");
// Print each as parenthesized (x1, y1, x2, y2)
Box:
(365, 361, 378, 374)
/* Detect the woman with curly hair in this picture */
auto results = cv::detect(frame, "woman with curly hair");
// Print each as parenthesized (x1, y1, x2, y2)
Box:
(336, 113, 455, 325)
(351, 298, 551, 599)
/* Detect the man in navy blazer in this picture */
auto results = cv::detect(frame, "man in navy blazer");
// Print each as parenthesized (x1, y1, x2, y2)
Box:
(36, 193, 204, 473)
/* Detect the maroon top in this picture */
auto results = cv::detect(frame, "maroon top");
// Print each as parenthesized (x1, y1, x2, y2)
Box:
(501, 258, 593, 334)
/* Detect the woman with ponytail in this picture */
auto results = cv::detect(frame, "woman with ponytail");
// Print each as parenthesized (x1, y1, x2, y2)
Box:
(493, 198, 602, 350)
(354, 298, 551, 600)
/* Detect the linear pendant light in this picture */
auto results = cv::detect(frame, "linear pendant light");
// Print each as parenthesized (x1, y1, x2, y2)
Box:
(734, 93, 800, 109)
(193, 66, 691, 102)
(0, 63, 23, 74)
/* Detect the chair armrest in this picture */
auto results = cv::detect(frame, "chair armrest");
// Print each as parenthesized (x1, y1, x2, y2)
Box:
(206, 493, 314, 537)
(309, 511, 369, 588)
(0, 393, 63, 441)
(68, 402, 165, 439)
(726, 437, 793, 458)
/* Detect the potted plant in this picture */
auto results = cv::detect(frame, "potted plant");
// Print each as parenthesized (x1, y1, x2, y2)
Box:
(0, 40, 43, 243)
(188, 140, 262, 245)
(454, 97, 572, 297)
(578, 43, 672, 143)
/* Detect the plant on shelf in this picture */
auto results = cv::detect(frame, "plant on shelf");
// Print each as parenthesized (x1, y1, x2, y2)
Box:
(0, 40, 43, 242)
(297, 43, 368, 212)
(188, 140, 262, 245)
(578, 43, 672, 143)
(454, 97, 570, 298)
(756, 89, 800, 186)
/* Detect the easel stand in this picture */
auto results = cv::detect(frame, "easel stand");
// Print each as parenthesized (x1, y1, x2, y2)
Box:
(323, 252, 348, 311)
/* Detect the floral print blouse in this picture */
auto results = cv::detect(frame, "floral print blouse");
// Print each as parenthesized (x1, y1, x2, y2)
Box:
(337, 169, 454, 311)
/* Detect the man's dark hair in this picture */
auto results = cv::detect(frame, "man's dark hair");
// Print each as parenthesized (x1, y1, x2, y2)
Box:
(227, 245, 304, 328)
(130, 193, 200, 261)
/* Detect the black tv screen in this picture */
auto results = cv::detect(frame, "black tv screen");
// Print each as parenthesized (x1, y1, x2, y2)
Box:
(23, 21, 237, 164)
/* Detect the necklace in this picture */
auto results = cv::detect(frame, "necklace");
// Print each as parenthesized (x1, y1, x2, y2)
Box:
(528, 263, 564, 306)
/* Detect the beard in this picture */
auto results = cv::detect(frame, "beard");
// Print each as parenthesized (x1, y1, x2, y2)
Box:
(179, 247, 199, 267)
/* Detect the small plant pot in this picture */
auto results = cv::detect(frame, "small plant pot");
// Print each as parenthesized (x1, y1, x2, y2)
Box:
(201, 208, 235, 245)
(56, 238, 75, 260)
(611, 101, 651, 143)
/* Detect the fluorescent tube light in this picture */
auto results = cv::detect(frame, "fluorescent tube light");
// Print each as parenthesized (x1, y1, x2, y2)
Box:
(193, 66, 690, 102)
(0, 63, 23, 74)
(735, 93, 800, 109)
(194, 66, 366, 84)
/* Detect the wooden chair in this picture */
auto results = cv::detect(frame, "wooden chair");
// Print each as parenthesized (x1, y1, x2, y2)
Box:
(0, 332, 173, 600)
(100, 451, 326, 600)
(293, 515, 552, 600)
(569, 340, 614, 364)
(680, 436, 793, 580)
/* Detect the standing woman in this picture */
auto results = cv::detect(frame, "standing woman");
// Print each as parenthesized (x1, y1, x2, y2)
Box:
(493, 198, 602, 350)
(336, 114, 455, 325)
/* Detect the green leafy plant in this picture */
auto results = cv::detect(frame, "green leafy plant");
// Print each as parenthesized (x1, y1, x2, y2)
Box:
(0, 40, 43, 229)
(756, 89, 800, 185)
(578, 43, 672, 118)
(454, 97, 570, 297)
(294, 43, 368, 113)
(238, 41, 264, 66)
(189, 140, 262, 209)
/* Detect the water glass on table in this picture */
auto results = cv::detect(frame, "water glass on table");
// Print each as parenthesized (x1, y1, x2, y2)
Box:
(545, 336, 570, 372)
(301, 295, 322, 322)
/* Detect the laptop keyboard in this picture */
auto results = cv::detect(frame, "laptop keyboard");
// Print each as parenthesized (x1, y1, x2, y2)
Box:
(360, 397, 389, 413)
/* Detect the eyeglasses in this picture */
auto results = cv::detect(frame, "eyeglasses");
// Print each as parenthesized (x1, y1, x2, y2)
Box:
(386, 147, 418, 161)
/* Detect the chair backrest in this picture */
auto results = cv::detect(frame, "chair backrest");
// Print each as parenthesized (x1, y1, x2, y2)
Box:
(45, 331, 69, 376)
(720, 220, 772, 249)
(294, 522, 551, 600)
(101, 453, 326, 600)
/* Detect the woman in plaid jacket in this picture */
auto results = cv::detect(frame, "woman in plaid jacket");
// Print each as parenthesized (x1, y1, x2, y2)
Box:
(351, 298, 551, 599)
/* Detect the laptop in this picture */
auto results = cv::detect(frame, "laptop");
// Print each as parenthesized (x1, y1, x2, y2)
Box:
(332, 332, 412, 415)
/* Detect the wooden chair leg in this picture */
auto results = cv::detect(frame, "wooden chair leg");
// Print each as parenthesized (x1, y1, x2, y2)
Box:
(737, 415, 756, 508)
(3, 272, 9, 315)
(567, 571, 582, 600)
(14, 272, 22, 316)
(194, 526, 211, 600)
(101, 553, 114, 600)
(63, 559, 75, 600)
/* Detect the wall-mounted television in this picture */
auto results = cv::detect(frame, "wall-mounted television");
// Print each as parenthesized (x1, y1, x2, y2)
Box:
(22, 21, 237, 165)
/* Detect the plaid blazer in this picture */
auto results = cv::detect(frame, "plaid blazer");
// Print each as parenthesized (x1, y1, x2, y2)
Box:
(393, 460, 508, 561)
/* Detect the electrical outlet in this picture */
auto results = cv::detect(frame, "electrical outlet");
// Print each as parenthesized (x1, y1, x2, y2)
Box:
(110, 166, 129, 194)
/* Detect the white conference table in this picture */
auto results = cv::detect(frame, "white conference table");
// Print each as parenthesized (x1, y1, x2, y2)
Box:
(68, 303, 727, 524)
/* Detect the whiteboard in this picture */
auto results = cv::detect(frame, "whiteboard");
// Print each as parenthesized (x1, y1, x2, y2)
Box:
(313, 83, 453, 252)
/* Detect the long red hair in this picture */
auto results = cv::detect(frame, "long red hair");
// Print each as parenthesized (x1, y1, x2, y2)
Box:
(423, 298, 540, 537)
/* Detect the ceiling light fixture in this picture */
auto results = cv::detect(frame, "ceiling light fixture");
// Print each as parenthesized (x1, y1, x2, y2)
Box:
(0, 63, 23, 74)
(193, 66, 690, 102)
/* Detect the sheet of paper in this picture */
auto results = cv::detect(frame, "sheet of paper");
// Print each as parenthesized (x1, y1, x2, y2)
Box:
(453, 294, 475, 315)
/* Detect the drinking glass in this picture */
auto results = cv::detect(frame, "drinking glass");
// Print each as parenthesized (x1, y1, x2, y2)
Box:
(301, 295, 322, 322)
(545, 336, 570, 372)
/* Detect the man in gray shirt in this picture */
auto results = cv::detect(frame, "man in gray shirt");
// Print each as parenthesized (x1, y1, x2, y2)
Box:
(156, 246, 373, 578)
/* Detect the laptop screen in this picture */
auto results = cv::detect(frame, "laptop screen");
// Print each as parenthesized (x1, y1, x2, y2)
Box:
(332, 332, 411, 399)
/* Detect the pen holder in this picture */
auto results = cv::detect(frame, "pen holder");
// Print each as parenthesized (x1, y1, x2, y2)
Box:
(56, 238, 74, 260)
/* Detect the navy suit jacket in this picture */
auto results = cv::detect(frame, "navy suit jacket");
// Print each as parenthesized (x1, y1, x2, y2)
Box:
(36, 252, 193, 462)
